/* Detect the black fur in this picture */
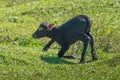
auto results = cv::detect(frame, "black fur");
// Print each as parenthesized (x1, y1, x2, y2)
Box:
(32, 15, 97, 63)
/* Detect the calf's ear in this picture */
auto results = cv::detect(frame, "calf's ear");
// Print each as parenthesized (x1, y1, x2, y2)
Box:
(48, 24, 54, 30)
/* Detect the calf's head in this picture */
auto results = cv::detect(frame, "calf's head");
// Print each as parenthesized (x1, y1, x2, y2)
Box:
(32, 22, 54, 39)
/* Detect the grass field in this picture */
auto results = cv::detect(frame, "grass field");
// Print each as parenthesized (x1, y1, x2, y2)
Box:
(0, 0, 120, 80)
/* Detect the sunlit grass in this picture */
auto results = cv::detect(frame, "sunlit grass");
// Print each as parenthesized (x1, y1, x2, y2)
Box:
(0, 0, 120, 80)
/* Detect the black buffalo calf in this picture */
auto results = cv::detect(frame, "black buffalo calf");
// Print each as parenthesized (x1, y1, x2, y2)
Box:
(32, 15, 97, 63)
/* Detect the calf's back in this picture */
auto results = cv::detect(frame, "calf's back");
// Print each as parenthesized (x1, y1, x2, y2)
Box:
(60, 15, 92, 35)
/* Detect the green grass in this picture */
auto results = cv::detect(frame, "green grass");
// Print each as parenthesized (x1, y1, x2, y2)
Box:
(0, 0, 120, 80)
(0, 45, 120, 80)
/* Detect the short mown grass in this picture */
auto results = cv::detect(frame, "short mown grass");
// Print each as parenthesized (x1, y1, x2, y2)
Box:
(0, 44, 120, 80)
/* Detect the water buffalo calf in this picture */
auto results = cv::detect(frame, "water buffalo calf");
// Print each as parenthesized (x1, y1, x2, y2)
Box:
(32, 15, 97, 63)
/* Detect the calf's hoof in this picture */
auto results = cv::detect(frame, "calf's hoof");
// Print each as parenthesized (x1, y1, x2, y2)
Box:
(42, 49, 46, 52)
(92, 56, 98, 61)
(93, 58, 98, 61)
(58, 54, 64, 58)
(42, 48, 48, 52)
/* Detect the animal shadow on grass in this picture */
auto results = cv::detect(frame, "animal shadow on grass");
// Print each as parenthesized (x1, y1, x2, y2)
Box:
(40, 56, 75, 64)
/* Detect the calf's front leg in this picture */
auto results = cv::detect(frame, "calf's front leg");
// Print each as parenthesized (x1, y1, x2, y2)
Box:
(42, 39, 55, 52)
(58, 44, 69, 58)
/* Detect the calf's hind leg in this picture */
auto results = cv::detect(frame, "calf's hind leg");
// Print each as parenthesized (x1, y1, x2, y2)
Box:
(79, 35, 90, 63)
(76, 34, 90, 63)
(86, 32, 98, 60)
